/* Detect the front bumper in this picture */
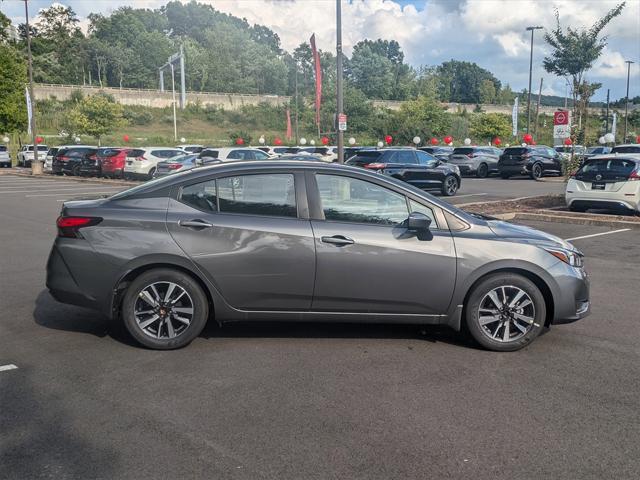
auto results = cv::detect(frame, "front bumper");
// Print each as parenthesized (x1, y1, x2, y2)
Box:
(548, 260, 591, 324)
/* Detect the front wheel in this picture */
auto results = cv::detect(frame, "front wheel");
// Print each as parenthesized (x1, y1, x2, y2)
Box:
(441, 175, 459, 196)
(122, 268, 209, 350)
(530, 163, 543, 180)
(476, 163, 489, 178)
(465, 273, 546, 352)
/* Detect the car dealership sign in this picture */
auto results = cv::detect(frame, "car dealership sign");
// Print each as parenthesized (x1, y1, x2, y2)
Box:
(553, 110, 571, 139)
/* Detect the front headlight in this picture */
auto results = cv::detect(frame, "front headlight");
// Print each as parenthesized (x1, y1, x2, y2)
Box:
(544, 247, 584, 268)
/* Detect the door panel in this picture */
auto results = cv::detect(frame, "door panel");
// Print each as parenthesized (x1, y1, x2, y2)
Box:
(166, 174, 315, 310)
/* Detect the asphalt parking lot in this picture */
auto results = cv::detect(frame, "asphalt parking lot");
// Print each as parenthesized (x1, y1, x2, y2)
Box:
(1, 173, 638, 479)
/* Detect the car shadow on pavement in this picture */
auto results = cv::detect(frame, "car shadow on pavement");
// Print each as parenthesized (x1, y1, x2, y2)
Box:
(0, 369, 120, 478)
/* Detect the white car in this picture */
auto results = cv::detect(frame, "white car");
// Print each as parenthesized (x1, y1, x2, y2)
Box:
(257, 146, 300, 156)
(176, 144, 204, 154)
(17, 144, 49, 167)
(0, 145, 10, 168)
(566, 154, 640, 213)
(124, 147, 187, 180)
(298, 146, 337, 162)
(198, 147, 272, 162)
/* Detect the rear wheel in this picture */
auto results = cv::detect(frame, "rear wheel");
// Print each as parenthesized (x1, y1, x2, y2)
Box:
(476, 163, 489, 178)
(465, 273, 546, 352)
(530, 163, 543, 180)
(122, 268, 209, 350)
(147, 167, 156, 180)
(441, 175, 459, 196)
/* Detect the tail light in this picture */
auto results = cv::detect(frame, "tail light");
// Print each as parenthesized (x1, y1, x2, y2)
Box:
(522, 153, 531, 159)
(630, 169, 640, 181)
(466, 153, 474, 158)
(59, 155, 71, 162)
(167, 163, 182, 170)
(135, 156, 146, 161)
(89, 154, 97, 161)
(364, 163, 387, 170)
(56, 216, 102, 238)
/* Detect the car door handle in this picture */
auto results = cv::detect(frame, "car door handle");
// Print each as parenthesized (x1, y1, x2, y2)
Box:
(179, 219, 213, 229)
(321, 235, 354, 246)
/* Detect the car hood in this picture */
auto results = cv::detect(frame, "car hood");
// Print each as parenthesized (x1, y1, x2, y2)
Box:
(487, 219, 577, 251)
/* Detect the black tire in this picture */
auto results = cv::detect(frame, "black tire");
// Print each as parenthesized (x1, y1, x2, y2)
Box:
(476, 163, 489, 178)
(441, 175, 459, 196)
(71, 165, 81, 176)
(146, 168, 156, 180)
(500, 172, 511, 179)
(465, 273, 546, 352)
(530, 163, 543, 180)
(122, 268, 209, 350)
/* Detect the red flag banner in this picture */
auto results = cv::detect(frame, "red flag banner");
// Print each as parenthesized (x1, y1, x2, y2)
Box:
(310, 33, 322, 129)
(286, 108, 293, 140)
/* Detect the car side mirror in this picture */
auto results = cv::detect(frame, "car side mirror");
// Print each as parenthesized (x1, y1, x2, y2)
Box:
(407, 212, 432, 231)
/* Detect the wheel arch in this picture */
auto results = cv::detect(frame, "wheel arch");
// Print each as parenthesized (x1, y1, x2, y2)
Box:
(460, 267, 555, 328)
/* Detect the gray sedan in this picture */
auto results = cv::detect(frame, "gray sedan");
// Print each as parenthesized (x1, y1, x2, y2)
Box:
(47, 161, 589, 351)
(448, 146, 502, 177)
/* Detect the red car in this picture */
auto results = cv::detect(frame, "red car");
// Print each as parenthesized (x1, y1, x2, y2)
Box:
(96, 147, 131, 178)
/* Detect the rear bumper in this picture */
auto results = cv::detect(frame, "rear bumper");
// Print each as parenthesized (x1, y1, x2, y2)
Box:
(499, 164, 529, 175)
(46, 244, 101, 311)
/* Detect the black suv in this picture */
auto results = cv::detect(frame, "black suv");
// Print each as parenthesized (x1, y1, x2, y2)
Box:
(498, 146, 562, 179)
(418, 146, 454, 162)
(52, 147, 98, 176)
(346, 148, 461, 196)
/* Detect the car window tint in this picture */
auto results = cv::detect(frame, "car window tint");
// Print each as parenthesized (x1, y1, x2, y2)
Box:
(409, 199, 437, 227)
(416, 151, 437, 165)
(200, 149, 219, 158)
(218, 174, 296, 217)
(227, 150, 249, 160)
(180, 179, 218, 213)
(253, 150, 270, 160)
(316, 174, 409, 225)
(396, 151, 418, 164)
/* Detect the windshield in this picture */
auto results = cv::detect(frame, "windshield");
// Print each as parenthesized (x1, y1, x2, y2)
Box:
(611, 145, 640, 153)
(452, 148, 473, 155)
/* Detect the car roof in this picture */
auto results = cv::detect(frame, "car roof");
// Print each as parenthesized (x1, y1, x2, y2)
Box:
(585, 154, 640, 161)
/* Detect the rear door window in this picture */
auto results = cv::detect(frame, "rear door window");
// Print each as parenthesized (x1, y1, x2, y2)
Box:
(217, 174, 297, 217)
(396, 150, 418, 164)
(416, 151, 437, 165)
(180, 179, 218, 213)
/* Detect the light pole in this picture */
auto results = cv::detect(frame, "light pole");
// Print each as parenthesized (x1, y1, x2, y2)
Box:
(336, 0, 344, 163)
(623, 60, 634, 142)
(24, 0, 41, 175)
(525, 26, 543, 135)
(170, 63, 177, 142)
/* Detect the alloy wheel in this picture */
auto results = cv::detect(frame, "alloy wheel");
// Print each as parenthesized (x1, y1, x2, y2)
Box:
(445, 176, 458, 195)
(532, 164, 542, 179)
(477, 285, 535, 343)
(134, 281, 194, 339)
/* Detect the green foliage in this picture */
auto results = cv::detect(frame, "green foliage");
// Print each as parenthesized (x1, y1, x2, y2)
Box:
(0, 44, 28, 133)
(389, 95, 452, 143)
(437, 60, 501, 104)
(123, 108, 153, 125)
(469, 113, 512, 141)
(64, 94, 126, 143)
(228, 130, 252, 145)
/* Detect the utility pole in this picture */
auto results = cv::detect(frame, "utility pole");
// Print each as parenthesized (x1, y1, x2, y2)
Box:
(336, 0, 344, 163)
(534, 77, 543, 135)
(623, 60, 634, 142)
(525, 26, 543, 135)
(170, 63, 177, 142)
(605, 89, 610, 133)
(179, 44, 186, 109)
(294, 67, 299, 143)
(24, 0, 41, 175)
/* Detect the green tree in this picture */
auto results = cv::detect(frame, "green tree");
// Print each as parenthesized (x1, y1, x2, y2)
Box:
(543, 2, 625, 141)
(390, 95, 452, 143)
(469, 113, 512, 142)
(65, 94, 126, 145)
(479, 79, 496, 104)
(436, 60, 502, 104)
(0, 44, 28, 132)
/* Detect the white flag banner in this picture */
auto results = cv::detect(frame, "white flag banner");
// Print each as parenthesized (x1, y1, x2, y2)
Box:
(512, 97, 519, 137)
(611, 113, 617, 137)
(25, 86, 33, 136)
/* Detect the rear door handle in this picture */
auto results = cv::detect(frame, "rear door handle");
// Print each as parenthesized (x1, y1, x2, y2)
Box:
(179, 219, 213, 229)
(321, 235, 354, 246)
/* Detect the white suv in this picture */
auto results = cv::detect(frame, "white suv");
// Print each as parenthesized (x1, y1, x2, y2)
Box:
(566, 155, 640, 213)
(17, 144, 49, 167)
(0, 145, 10, 168)
(199, 147, 272, 162)
(124, 147, 187, 180)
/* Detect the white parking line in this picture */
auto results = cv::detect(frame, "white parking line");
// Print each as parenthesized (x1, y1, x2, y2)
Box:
(565, 229, 631, 241)
(0, 185, 104, 192)
(27, 191, 120, 197)
(0, 186, 122, 194)
(453, 193, 488, 199)
(0, 364, 18, 372)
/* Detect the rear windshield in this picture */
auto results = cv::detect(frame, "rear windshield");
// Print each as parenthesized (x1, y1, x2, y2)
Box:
(200, 149, 219, 158)
(503, 147, 529, 155)
(168, 154, 197, 164)
(128, 149, 145, 158)
(611, 145, 640, 153)
(452, 148, 473, 155)
(576, 158, 638, 181)
(97, 148, 125, 157)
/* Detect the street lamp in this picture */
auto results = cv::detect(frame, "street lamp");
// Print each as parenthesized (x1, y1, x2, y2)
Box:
(623, 60, 634, 142)
(525, 26, 543, 135)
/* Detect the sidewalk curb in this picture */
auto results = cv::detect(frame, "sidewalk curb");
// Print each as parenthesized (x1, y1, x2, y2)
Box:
(505, 211, 640, 229)
(0, 169, 138, 187)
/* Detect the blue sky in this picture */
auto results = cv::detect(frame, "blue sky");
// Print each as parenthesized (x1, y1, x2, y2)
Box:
(2, 0, 638, 101)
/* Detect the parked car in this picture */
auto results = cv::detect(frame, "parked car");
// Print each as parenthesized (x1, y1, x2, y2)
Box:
(272, 154, 324, 161)
(124, 147, 187, 180)
(298, 146, 337, 162)
(498, 145, 563, 179)
(346, 148, 461, 196)
(418, 146, 454, 162)
(257, 146, 300, 156)
(554, 145, 587, 160)
(566, 155, 640, 213)
(448, 146, 501, 178)
(52, 146, 98, 176)
(198, 147, 271, 162)
(17, 144, 49, 167)
(176, 144, 204, 154)
(47, 160, 590, 352)
(154, 154, 201, 177)
(44, 147, 60, 172)
(611, 144, 640, 154)
(586, 146, 612, 156)
(88, 147, 131, 178)
(0, 145, 10, 168)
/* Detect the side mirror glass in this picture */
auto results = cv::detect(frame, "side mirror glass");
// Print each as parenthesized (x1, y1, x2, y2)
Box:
(407, 212, 432, 232)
